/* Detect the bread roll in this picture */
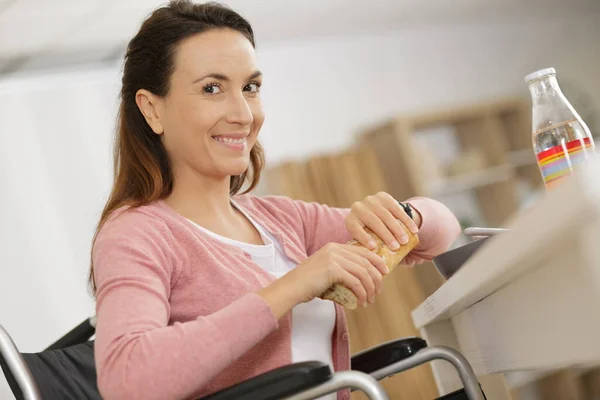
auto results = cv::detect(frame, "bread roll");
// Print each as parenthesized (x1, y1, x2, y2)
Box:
(320, 224, 419, 310)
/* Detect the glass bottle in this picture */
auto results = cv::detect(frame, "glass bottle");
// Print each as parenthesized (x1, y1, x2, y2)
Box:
(525, 68, 596, 189)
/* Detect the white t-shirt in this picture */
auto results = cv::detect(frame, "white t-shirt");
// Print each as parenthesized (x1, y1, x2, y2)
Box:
(188, 201, 337, 400)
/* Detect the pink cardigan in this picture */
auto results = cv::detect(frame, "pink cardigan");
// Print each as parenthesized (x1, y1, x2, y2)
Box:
(92, 194, 460, 400)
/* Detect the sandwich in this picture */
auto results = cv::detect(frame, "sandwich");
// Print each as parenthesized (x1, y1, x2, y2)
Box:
(320, 224, 419, 310)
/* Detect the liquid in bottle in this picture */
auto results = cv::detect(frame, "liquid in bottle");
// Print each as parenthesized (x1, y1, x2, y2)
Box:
(525, 68, 596, 189)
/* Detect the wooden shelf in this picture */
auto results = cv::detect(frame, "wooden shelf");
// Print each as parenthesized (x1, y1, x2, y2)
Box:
(361, 98, 527, 227)
(426, 164, 514, 197)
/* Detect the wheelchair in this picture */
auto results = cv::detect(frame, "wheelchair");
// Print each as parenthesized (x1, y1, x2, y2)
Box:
(0, 316, 486, 400)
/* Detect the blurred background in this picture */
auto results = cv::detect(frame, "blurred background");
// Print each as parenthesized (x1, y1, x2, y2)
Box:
(1, 0, 599, 399)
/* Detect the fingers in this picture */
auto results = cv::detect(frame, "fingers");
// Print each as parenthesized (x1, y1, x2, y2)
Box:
(336, 258, 376, 306)
(374, 207, 410, 246)
(345, 213, 377, 250)
(381, 196, 419, 234)
(403, 254, 426, 268)
(365, 262, 384, 296)
(350, 201, 400, 250)
(412, 256, 426, 265)
(335, 265, 368, 307)
(343, 244, 389, 276)
(339, 247, 384, 297)
(373, 193, 418, 246)
(349, 193, 420, 251)
(322, 244, 389, 307)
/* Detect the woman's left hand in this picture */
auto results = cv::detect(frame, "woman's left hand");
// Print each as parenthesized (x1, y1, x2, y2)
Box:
(345, 192, 421, 251)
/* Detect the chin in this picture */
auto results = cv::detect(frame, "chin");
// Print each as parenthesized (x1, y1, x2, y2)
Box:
(222, 160, 251, 177)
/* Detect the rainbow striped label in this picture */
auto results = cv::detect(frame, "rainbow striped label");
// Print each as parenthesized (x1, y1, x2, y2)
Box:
(536, 138, 594, 188)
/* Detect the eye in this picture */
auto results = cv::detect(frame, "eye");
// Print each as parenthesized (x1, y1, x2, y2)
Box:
(203, 83, 223, 95)
(244, 81, 261, 94)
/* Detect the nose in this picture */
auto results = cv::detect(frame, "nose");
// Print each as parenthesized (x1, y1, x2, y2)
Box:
(225, 92, 253, 126)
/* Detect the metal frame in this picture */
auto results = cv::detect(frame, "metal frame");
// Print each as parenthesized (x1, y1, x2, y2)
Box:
(0, 322, 388, 400)
(284, 371, 389, 400)
(0, 318, 483, 400)
(370, 346, 485, 400)
(0, 324, 42, 400)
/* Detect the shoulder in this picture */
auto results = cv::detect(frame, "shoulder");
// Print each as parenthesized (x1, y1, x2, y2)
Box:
(92, 202, 183, 285)
(93, 202, 180, 267)
(95, 202, 172, 244)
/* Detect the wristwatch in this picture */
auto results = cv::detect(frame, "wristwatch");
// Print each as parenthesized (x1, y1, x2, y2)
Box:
(398, 201, 413, 220)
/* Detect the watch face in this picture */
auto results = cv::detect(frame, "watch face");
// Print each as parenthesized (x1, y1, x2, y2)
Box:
(398, 202, 413, 220)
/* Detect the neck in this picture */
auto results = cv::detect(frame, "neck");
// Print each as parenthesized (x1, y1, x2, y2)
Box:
(164, 168, 237, 225)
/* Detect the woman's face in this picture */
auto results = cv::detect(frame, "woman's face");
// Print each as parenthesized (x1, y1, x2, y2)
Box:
(140, 28, 264, 182)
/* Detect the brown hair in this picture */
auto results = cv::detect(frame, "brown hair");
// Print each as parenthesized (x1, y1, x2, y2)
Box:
(89, 0, 264, 293)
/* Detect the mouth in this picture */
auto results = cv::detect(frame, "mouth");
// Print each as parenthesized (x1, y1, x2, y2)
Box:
(212, 135, 249, 151)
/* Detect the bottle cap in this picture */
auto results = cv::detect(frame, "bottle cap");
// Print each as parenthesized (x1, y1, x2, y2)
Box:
(525, 68, 556, 83)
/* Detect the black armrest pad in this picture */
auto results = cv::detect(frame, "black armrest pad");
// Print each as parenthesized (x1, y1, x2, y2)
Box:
(45, 319, 95, 351)
(351, 337, 427, 374)
(200, 361, 332, 400)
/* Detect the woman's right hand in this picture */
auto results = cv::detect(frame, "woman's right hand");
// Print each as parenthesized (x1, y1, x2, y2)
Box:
(258, 243, 390, 319)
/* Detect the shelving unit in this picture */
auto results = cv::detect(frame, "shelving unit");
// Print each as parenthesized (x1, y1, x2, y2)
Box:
(359, 98, 543, 230)
(425, 164, 515, 197)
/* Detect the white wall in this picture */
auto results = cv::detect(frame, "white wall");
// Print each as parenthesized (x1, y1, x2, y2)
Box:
(0, 68, 119, 349)
(1, 12, 599, 398)
(256, 14, 600, 165)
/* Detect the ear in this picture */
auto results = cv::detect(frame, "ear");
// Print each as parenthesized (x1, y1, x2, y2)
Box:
(135, 89, 164, 135)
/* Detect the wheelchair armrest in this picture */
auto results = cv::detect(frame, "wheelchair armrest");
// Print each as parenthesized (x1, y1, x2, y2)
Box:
(45, 317, 96, 351)
(199, 361, 332, 400)
(351, 337, 427, 375)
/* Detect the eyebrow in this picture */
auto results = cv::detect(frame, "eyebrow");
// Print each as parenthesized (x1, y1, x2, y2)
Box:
(193, 70, 263, 84)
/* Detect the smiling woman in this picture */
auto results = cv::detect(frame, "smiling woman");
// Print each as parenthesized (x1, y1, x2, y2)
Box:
(90, 1, 461, 400)
(134, 27, 265, 196)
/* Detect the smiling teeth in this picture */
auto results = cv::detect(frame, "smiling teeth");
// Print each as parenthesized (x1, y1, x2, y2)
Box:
(215, 137, 246, 144)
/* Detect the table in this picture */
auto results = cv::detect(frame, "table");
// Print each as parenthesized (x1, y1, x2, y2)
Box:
(411, 159, 600, 399)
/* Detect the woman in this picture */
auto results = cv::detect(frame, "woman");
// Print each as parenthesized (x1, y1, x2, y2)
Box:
(91, 1, 461, 399)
